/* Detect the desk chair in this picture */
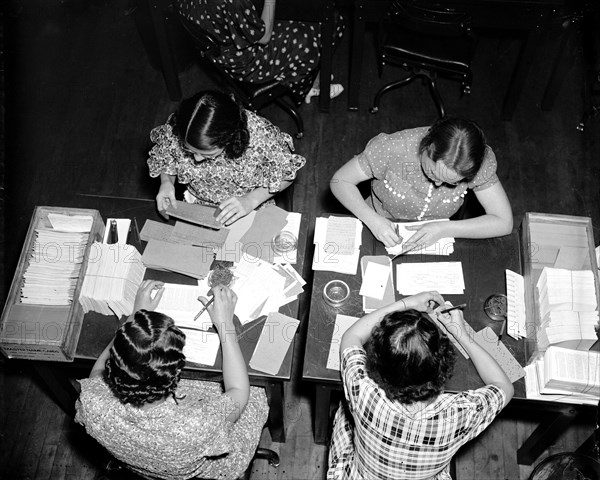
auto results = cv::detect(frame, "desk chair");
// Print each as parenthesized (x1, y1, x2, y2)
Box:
(369, 0, 475, 118)
(177, 14, 306, 139)
(97, 447, 279, 480)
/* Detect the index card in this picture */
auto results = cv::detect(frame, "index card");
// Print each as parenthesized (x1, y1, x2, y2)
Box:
(359, 261, 389, 300)
(249, 312, 299, 375)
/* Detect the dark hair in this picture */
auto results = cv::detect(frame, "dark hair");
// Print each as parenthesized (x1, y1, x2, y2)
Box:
(105, 310, 186, 407)
(173, 90, 249, 159)
(365, 309, 455, 404)
(418, 117, 487, 181)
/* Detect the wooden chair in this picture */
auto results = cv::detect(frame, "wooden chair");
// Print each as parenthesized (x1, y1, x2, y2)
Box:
(177, 14, 306, 139)
(369, 0, 475, 118)
(96, 447, 280, 480)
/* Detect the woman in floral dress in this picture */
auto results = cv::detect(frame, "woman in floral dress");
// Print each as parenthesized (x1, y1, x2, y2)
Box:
(147, 90, 306, 226)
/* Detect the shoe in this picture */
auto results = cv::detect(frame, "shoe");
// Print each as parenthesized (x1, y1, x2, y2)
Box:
(305, 84, 344, 104)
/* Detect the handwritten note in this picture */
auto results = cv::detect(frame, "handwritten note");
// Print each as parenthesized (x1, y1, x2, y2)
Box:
(313, 216, 363, 275)
(396, 262, 465, 295)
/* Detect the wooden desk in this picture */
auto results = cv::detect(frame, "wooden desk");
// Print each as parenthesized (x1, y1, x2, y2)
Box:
(141, 0, 336, 112)
(27, 198, 308, 443)
(347, 0, 567, 120)
(302, 221, 594, 464)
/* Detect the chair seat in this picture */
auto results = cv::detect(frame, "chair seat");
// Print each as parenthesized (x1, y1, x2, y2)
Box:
(235, 79, 303, 109)
(382, 30, 472, 75)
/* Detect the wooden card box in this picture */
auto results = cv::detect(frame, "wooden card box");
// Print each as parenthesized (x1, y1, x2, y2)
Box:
(0, 206, 105, 361)
(520, 212, 600, 358)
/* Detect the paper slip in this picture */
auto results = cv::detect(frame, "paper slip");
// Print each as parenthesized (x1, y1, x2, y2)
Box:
(359, 261, 389, 300)
(274, 212, 302, 265)
(216, 210, 256, 262)
(396, 262, 465, 295)
(386, 220, 455, 256)
(326, 314, 360, 371)
(140, 220, 173, 242)
(473, 327, 525, 383)
(47, 213, 93, 233)
(142, 239, 213, 279)
(239, 205, 289, 263)
(249, 312, 299, 375)
(506, 269, 527, 339)
(170, 221, 229, 247)
(361, 256, 395, 313)
(554, 246, 589, 270)
(313, 216, 363, 275)
(183, 330, 220, 366)
(165, 201, 221, 229)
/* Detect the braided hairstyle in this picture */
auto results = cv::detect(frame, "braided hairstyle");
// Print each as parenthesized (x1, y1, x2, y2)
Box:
(105, 310, 186, 407)
(173, 90, 250, 159)
(419, 116, 487, 182)
(365, 309, 455, 404)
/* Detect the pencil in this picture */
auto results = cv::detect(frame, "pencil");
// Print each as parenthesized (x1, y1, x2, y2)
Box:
(193, 296, 214, 321)
(438, 303, 467, 314)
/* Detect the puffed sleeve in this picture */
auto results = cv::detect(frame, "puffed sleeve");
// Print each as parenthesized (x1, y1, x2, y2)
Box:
(355, 132, 396, 180)
(243, 112, 306, 192)
(468, 146, 499, 191)
(147, 117, 188, 178)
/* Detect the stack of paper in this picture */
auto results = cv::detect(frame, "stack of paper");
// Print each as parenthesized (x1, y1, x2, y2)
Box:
(79, 242, 146, 317)
(536, 267, 598, 350)
(506, 269, 527, 340)
(21, 227, 89, 305)
(524, 346, 600, 405)
(395, 262, 465, 295)
(312, 216, 363, 275)
(360, 256, 395, 313)
(141, 239, 213, 279)
(385, 220, 455, 256)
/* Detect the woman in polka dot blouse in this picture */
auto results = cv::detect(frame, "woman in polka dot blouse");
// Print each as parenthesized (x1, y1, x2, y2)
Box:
(330, 117, 513, 249)
(175, 0, 345, 103)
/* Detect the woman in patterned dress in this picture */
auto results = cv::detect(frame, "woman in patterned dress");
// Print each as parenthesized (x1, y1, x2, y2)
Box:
(148, 90, 306, 226)
(175, 0, 345, 103)
(330, 117, 513, 250)
(76, 280, 268, 480)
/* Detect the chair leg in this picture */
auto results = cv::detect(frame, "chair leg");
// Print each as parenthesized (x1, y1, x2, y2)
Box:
(369, 74, 417, 114)
(274, 98, 304, 139)
(425, 75, 446, 118)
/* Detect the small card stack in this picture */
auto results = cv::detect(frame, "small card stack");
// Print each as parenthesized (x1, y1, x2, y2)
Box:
(360, 256, 395, 313)
(536, 267, 598, 351)
(79, 242, 146, 317)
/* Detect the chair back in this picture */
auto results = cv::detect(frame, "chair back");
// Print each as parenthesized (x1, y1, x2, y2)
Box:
(385, 0, 472, 37)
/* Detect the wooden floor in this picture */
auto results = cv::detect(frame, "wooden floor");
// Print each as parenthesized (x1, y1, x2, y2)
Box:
(2, 0, 599, 479)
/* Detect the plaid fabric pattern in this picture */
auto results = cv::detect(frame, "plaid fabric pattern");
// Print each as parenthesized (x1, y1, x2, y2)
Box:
(327, 347, 506, 480)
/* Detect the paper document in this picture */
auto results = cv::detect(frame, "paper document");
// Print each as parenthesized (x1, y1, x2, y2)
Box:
(249, 312, 299, 375)
(183, 330, 220, 366)
(359, 261, 390, 300)
(326, 314, 360, 371)
(360, 256, 395, 313)
(313, 216, 363, 275)
(154, 282, 210, 330)
(506, 269, 527, 339)
(396, 262, 465, 295)
(386, 220, 455, 256)
(473, 327, 525, 382)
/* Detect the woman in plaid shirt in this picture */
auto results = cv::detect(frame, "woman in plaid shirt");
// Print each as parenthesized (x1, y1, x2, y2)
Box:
(327, 291, 514, 480)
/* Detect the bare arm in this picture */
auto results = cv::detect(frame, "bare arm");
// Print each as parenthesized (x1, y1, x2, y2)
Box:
(258, 0, 276, 44)
(216, 179, 293, 225)
(156, 173, 177, 219)
(201, 286, 249, 423)
(402, 182, 513, 252)
(437, 308, 514, 407)
(330, 158, 401, 247)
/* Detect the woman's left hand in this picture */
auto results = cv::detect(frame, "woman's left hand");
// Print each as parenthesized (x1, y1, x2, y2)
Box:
(216, 196, 255, 226)
(402, 221, 448, 253)
(132, 280, 164, 313)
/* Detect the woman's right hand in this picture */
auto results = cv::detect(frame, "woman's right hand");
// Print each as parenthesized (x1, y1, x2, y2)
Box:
(366, 214, 401, 248)
(156, 181, 176, 219)
(201, 286, 238, 332)
(435, 304, 468, 339)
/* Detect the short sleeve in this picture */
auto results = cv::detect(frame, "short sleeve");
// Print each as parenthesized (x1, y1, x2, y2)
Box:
(468, 147, 499, 191)
(452, 384, 506, 442)
(244, 112, 306, 192)
(147, 118, 188, 178)
(340, 346, 368, 410)
(355, 133, 393, 180)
